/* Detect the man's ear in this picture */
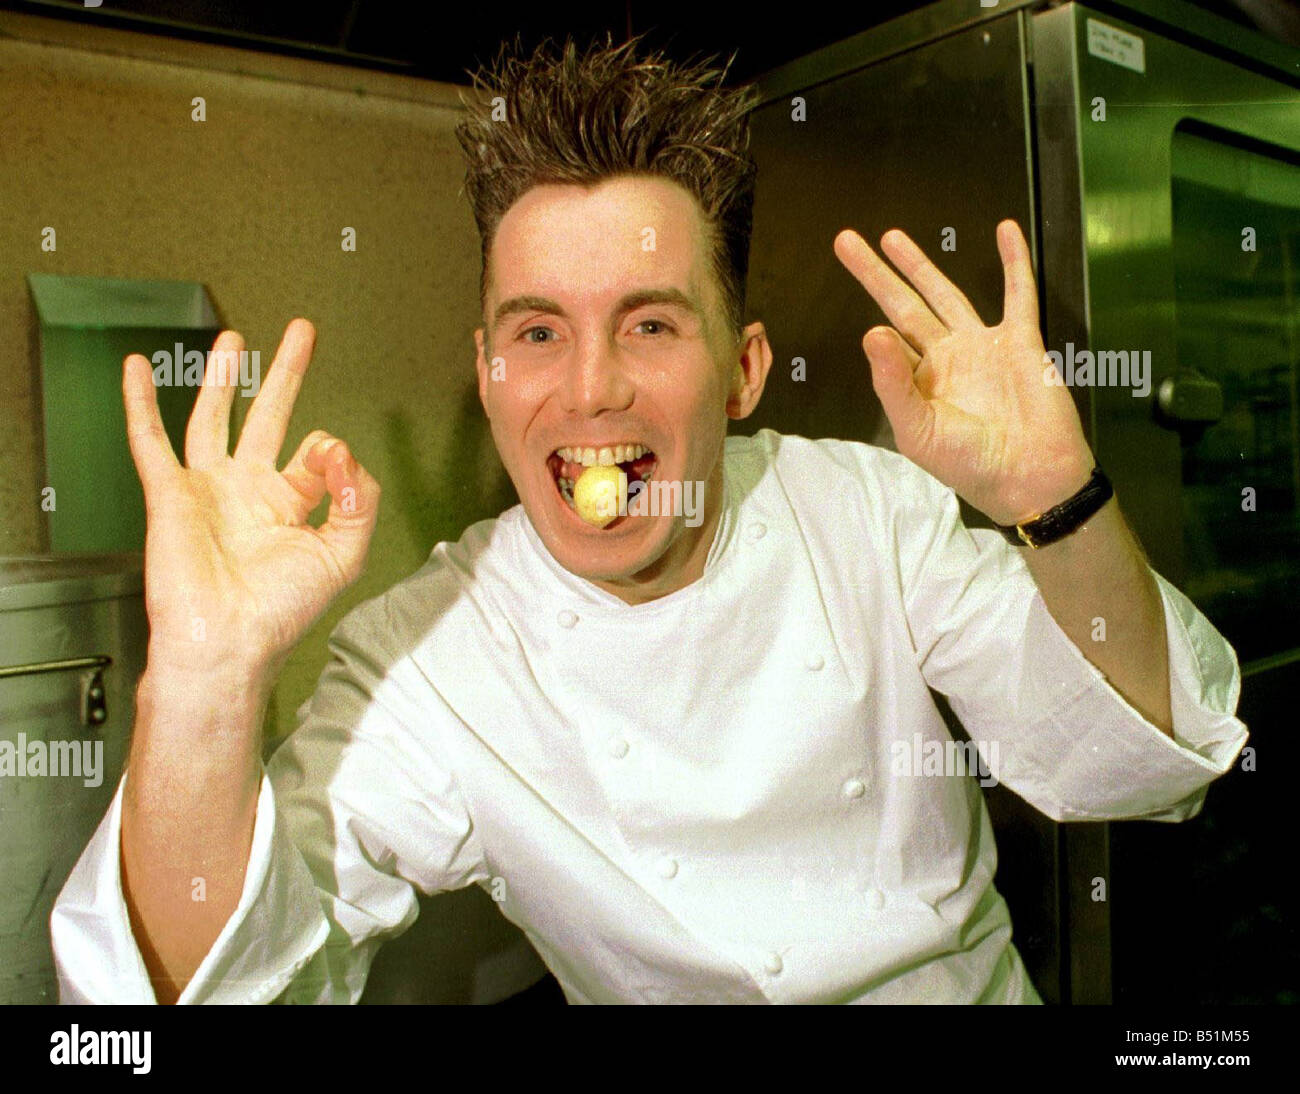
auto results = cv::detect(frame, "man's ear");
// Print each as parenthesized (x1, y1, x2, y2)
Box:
(474, 327, 491, 412)
(726, 321, 773, 421)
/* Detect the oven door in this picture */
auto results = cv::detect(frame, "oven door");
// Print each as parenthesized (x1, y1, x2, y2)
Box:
(1033, 2, 1300, 1003)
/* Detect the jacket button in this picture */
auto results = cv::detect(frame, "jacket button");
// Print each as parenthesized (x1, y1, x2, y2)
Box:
(805, 652, 825, 671)
(746, 522, 767, 541)
(865, 888, 886, 911)
(557, 610, 578, 628)
(842, 778, 866, 799)
(657, 857, 679, 879)
(764, 951, 784, 975)
(608, 737, 629, 758)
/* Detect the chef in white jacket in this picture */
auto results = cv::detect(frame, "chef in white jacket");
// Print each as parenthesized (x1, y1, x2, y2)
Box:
(51, 35, 1248, 1005)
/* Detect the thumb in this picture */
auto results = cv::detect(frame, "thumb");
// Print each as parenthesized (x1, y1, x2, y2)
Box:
(863, 327, 929, 453)
(306, 439, 382, 584)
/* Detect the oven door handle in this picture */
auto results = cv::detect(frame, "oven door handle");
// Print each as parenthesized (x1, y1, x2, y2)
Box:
(1156, 373, 1224, 433)
(0, 655, 113, 727)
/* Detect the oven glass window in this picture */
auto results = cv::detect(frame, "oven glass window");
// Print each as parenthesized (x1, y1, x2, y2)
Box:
(1171, 125, 1300, 666)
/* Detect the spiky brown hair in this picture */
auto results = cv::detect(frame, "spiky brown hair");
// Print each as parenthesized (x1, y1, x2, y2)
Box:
(455, 32, 761, 341)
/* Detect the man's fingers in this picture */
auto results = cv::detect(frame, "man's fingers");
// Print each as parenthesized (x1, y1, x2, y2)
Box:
(234, 318, 316, 465)
(312, 441, 382, 584)
(184, 330, 244, 467)
(281, 432, 381, 583)
(280, 429, 335, 512)
(997, 220, 1039, 328)
(833, 229, 949, 354)
(878, 228, 981, 330)
(122, 354, 180, 499)
(863, 328, 930, 457)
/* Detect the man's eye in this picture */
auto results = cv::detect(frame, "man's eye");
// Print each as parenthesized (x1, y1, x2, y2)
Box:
(634, 319, 675, 336)
(520, 326, 554, 344)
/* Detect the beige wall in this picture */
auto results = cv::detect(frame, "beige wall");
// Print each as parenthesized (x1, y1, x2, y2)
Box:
(0, 12, 518, 744)
(1, 12, 542, 1001)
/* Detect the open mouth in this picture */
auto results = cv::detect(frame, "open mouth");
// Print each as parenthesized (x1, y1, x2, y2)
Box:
(547, 444, 659, 514)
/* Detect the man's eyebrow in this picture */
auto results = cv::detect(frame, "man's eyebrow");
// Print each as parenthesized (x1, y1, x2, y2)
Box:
(617, 288, 701, 317)
(492, 288, 701, 330)
(493, 295, 560, 329)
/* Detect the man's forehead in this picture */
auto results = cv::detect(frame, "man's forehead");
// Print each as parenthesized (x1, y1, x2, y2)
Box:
(487, 176, 711, 307)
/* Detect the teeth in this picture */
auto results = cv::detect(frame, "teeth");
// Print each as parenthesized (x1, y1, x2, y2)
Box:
(554, 444, 651, 467)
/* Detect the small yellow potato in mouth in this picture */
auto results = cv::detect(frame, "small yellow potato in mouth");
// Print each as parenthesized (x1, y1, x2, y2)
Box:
(573, 465, 628, 528)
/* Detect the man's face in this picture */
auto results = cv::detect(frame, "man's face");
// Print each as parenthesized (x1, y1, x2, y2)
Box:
(475, 174, 770, 602)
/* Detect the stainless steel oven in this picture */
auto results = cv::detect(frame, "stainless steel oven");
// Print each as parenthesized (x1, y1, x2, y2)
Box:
(745, 0, 1299, 1003)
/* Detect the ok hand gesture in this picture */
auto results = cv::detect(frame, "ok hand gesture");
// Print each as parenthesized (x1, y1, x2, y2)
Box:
(833, 220, 1094, 526)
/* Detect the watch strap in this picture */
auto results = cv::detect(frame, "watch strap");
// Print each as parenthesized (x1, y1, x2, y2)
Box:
(994, 467, 1113, 548)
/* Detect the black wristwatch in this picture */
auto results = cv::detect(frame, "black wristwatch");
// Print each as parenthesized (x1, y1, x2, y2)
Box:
(993, 467, 1113, 548)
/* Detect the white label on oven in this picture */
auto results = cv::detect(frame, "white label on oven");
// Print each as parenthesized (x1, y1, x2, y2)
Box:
(1086, 18, 1146, 74)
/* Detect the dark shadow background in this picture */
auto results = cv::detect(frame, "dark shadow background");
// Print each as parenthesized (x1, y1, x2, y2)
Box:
(2, 0, 1297, 82)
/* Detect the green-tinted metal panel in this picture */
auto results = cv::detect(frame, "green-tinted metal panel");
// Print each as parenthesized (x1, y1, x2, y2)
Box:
(1167, 124, 1300, 665)
(28, 275, 220, 553)
(1064, 5, 1300, 668)
(1033, 0, 1300, 1008)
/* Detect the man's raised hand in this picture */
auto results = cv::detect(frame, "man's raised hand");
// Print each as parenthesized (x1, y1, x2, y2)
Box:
(833, 220, 1095, 527)
(122, 318, 380, 677)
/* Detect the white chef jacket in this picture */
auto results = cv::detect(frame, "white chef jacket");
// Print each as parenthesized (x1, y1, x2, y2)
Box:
(50, 430, 1250, 1004)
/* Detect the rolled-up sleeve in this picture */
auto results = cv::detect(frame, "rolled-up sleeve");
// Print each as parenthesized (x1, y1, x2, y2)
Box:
(51, 765, 328, 1004)
(51, 593, 490, 1003)
(893, 464, 1249, 823)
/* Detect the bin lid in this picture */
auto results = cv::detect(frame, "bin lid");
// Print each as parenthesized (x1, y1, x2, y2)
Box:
(0, 554, 144, 611)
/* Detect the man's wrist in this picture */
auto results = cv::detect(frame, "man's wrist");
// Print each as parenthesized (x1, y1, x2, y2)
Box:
(144, 638, 280, 685)
(994, 466, 1114, 548)
(138, 650, 277, 720)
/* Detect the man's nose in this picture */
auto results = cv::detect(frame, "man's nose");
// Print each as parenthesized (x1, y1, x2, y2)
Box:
(560, 335, 635, 416)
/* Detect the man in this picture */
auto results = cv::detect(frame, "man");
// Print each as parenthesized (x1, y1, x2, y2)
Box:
(51, 34, 1248, 1004)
